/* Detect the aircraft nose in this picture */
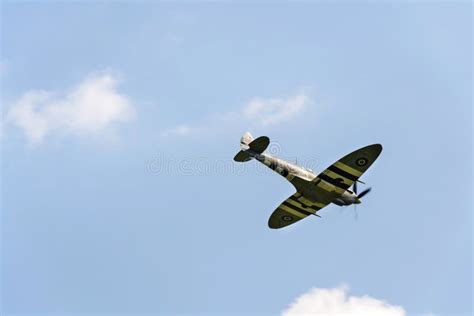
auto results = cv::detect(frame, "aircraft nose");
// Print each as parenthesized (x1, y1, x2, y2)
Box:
(354, 199, 361, 204)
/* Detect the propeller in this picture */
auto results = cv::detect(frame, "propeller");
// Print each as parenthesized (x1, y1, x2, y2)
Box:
(351, 181, 372, 220)
(353, 181, 371, 199)
(357, 187, 371, 198)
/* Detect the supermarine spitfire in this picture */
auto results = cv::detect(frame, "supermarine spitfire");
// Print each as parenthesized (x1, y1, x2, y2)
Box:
(233, 132, 382, 229)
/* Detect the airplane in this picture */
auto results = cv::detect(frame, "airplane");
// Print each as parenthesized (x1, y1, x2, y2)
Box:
(233, 132, 382, 229)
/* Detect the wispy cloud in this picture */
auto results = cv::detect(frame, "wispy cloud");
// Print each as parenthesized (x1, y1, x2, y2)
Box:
(160, 124, 199, 137)
(6, 72, 135, 145)
(282, 286, 406, 316)
(242, 94, 309, 126)
(162, 92, 311, 138)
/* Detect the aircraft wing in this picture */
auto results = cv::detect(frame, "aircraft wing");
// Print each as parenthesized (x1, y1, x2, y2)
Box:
(268, 192, 329, 229)
(311, 144, 383, 202)
(268, 144, 382, 229)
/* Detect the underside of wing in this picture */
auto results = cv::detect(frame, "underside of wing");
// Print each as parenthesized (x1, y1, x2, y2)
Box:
(311, 144, 383, 202)
(268, 192, 328, 229)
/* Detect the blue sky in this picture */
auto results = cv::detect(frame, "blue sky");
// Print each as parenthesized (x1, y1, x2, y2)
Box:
(1, 2, 472, 315)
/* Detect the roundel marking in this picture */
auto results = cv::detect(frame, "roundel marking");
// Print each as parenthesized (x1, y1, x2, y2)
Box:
(282, 215, 293, 222)
(356, 157, 368, 167)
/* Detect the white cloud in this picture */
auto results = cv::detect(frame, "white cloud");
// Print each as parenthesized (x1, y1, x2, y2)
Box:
(161, 124, 198, 137)
(163, 92, 310, 137)
(7, 72, 135, 144)
(282, 286, 405, 316)
(242, 94, 309, 126)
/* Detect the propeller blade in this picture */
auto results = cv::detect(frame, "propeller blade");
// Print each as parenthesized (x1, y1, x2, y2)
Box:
(357, 187, 372, 199)
(353, 181, 358, 195)
(353, 204, 358, 221)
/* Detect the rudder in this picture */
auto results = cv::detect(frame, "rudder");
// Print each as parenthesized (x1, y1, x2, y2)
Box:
(240, 132, 254, 150)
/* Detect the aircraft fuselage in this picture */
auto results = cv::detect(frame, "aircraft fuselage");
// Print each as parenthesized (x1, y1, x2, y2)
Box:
(252, 152, 360, 206)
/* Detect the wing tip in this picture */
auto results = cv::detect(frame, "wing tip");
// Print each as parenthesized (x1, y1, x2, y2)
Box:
(268, 223, 280, 229)
(268, 218, 280, 229)
(362, 143, 383, 158)
(268, 216, 293, 229)
(367, 143, 383, 151)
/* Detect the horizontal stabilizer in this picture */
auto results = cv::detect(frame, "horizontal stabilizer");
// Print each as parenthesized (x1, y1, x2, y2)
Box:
(233, 150, 252, 162)
(248, 136, 270, 154)
(234, 133, 270, 163)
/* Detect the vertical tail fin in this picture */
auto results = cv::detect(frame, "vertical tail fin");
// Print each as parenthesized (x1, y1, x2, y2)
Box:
(240, 132, 254, 150)
(234, 132, 254, 162)
(234, 132, 270, 162)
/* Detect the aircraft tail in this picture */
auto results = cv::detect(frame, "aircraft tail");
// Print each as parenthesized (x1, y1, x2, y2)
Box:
(233, 132, 270, 162)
